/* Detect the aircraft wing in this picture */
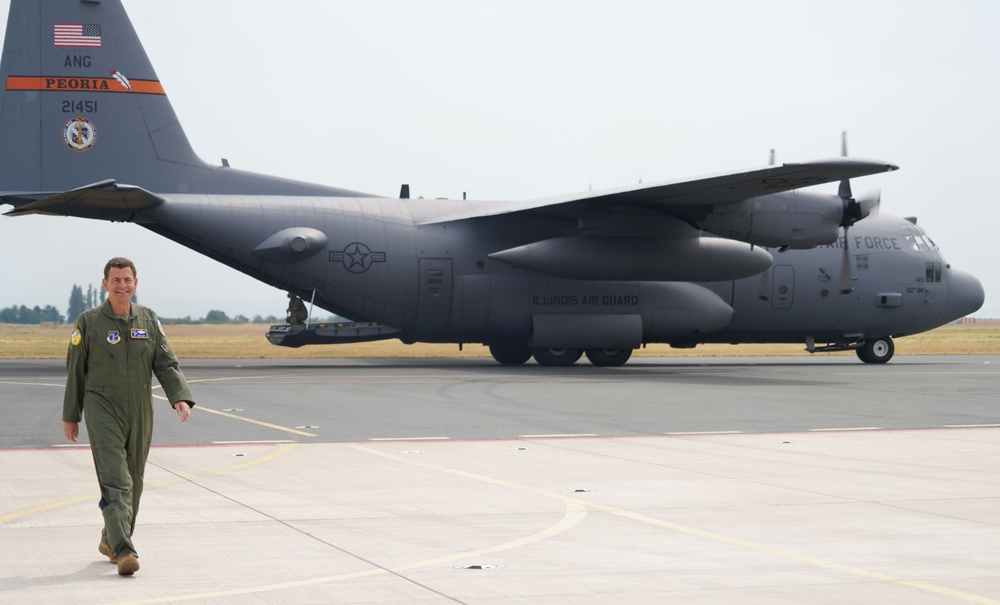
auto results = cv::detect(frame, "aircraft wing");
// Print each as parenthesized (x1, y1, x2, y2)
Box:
(418, 157, 898, 224)
(2, 180, 164, 220)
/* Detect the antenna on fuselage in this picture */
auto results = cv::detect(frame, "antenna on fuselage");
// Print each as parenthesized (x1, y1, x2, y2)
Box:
(400, 184, 410, 199)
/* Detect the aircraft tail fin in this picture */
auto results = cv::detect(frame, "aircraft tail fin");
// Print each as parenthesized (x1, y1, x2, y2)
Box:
(0, 0, 363, 200)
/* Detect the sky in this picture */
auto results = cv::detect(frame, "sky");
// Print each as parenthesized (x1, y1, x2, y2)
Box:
(0, 0, 997, 320)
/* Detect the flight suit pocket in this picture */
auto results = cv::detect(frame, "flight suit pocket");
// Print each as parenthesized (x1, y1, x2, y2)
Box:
(83, 385, 117, 415)
(130, 337, 152, 362)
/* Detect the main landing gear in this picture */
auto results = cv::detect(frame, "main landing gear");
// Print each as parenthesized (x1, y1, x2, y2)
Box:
(487, 344, 633, 367)
(856, 336, 894, 364)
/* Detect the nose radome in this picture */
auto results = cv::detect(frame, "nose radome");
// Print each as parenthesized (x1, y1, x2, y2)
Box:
(944, 269, 985, 322)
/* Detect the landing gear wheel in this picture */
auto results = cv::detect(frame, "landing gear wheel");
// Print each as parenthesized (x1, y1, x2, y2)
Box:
(531, 348, 583, 367)
(489, 343, 532, 365)
(857, 337, 894, 364)
(584, 349, 633, 367)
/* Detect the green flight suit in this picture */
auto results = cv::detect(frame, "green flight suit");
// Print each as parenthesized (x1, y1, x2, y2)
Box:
(63, 299, 195, 559)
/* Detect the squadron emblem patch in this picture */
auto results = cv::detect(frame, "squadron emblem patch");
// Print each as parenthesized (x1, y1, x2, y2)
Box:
(107, 331, 121, 345)
(70, 329, 82, 346)
(62, 117, 97, 152)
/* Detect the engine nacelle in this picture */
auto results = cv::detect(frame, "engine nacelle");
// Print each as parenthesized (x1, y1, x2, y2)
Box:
(701, 191, 843, 249)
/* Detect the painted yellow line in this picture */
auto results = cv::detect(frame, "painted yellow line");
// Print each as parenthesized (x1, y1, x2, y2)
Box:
(151, 373, 318, 437)
(0, 493, 95, 524)
(191, 405, 318, 437)
(0, 380, 65, 387)
(79, 438, 1000, 605)
(145, 443, 298, 488)
(587, 504, 1000, 605)
(0, 444, 297, 524)
(115, 443, 587, 605)
(349, 443, 999, 605)
(120, 504, 586, 605)
(183, 374, 307, 385)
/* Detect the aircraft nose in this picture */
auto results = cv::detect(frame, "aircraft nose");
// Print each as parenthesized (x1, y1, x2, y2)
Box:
(944, 269, 985, 322)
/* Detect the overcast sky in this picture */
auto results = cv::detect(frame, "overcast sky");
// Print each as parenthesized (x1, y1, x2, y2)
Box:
(0, 0, 996, 320)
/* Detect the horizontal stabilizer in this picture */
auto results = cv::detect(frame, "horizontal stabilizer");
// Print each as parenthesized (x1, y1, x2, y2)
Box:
(2, 180, 164, 220)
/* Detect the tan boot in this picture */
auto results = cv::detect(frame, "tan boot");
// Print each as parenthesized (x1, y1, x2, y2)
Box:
(117, 553, 139, 576)
(98, 540, 117, 563)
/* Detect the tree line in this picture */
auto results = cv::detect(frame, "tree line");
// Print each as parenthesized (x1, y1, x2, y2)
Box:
(1, 284, 292, 325)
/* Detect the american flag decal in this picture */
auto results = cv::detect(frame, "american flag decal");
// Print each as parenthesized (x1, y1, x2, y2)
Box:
(54, 23, 102, 48)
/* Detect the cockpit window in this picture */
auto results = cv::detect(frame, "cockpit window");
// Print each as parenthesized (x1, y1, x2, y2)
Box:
(901, 224, 938, 252)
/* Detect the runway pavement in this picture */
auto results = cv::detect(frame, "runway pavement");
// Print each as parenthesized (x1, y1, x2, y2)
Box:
(1, 356, 998, 604)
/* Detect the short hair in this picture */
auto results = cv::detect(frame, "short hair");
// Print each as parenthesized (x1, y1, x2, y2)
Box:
(104, 257, 137, 280)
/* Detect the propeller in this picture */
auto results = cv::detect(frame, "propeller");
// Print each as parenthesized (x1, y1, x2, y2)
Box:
(757, 148, 778, 300)
(758, 264, 772, 301)
(836, 132, 881, 294)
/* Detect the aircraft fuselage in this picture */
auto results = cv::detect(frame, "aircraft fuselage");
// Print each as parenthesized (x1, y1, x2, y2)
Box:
(144, 193, 978, 358)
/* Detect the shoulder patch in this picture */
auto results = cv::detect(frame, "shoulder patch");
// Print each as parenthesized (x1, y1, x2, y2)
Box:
(157, 319, 166, 337)
(70, 328, 82, 347)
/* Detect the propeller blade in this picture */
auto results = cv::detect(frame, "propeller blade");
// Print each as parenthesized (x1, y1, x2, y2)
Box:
(838, 131, 853, 200)
(858, 189, 881, 218)
(839, 227, 853, 294)
(758, 267, 772, 301)
(838, 178, 853, 201)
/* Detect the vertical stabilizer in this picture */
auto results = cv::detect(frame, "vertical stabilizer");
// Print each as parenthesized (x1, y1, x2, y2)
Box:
(0, 0, 364, 197)
(0, 0, 205, 193)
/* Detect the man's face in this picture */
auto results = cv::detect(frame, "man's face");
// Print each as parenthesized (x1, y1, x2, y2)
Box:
(103, 266, 137, 306)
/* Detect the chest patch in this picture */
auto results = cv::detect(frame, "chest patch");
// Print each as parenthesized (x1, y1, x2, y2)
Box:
(107, 331, 121, 345)
(131, 329, 149, 339)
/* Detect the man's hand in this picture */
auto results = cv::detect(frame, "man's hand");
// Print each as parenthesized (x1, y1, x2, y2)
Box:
(173, 401, 192, 423)
(63, 421, 79, 443)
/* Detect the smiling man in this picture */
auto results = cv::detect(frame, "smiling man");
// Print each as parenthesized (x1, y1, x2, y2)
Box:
(62, 257, 195, 576)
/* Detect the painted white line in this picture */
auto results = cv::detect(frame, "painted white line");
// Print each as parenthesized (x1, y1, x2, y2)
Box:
(211, 440, 295, 444)
(807, 427, 882, 432)
(519, 434, 599, 438)
(943, 424, 1000, 428)
(368, 436, 450, 441)
(667, 431, 744, 435)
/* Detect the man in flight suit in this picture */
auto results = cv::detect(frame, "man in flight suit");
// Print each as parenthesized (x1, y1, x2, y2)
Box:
(62, 257, 194, 576)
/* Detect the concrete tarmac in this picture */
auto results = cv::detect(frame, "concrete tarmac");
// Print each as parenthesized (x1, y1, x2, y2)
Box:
(1, 356, 999, 604)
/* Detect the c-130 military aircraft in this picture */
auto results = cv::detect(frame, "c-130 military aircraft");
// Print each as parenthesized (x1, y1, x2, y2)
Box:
(0, 0, 985, 367)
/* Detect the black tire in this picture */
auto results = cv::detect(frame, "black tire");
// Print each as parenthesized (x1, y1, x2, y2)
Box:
(531, 348, 583, 367)
(857, 337, 894, 364)
(489, 343, 532, 365)
(584, 348, 633, 367)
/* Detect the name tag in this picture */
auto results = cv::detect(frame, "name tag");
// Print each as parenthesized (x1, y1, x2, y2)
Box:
(131, 329, 149, 339)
